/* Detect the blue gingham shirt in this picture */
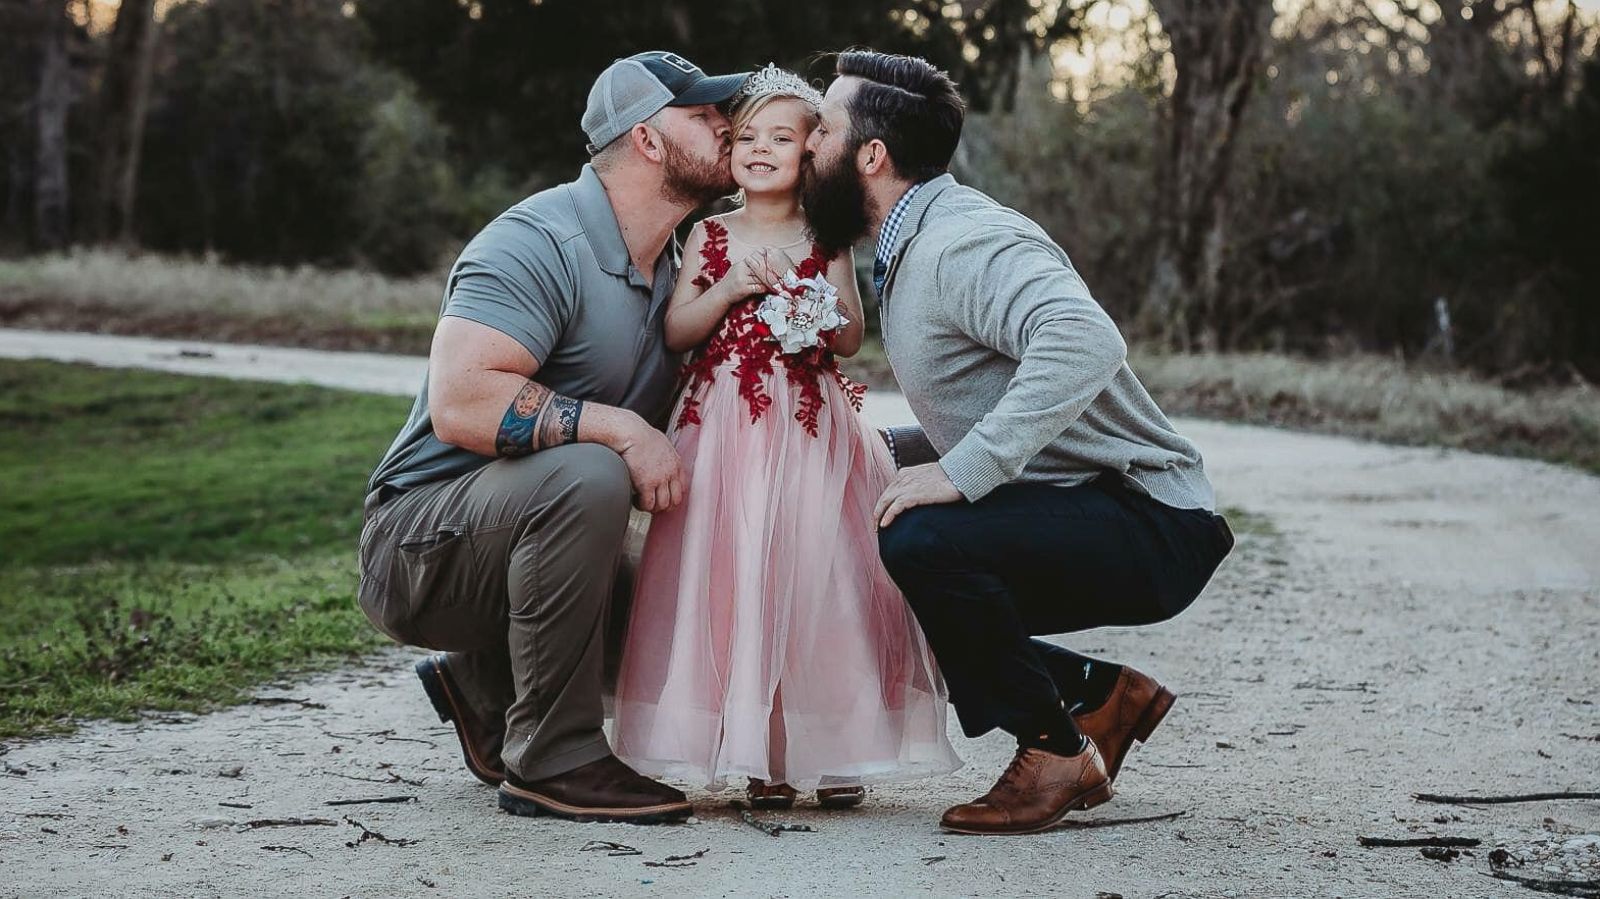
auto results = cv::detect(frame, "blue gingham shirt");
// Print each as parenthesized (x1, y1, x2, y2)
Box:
(873, 181, 927, 469)
(872, 181, 926, 298)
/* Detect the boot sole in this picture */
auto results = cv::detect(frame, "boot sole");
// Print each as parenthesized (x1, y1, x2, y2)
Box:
(497, 782, 692, 825)
(940, 782, 1116, 836)
(414, 656, 505, 788)
(1105, 686, 1178, 783)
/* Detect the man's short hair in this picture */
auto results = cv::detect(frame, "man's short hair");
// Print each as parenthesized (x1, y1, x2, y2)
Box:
(835, 50, 965, 183)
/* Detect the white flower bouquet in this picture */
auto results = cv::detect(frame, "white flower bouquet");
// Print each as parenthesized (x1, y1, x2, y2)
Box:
(752, 271, 849, 354)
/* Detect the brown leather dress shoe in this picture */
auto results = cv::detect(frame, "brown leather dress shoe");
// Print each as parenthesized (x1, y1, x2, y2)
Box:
(497, 755, 692, 824)
(940, 743, 1112, 835)
(414, 655, 505, 786)
(1072, 667, 1176, 783)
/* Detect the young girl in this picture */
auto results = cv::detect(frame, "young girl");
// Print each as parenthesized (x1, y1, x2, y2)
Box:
(613, 65, 960, 808)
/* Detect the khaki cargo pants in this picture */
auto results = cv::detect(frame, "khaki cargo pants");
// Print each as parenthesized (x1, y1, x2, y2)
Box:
(357, 444, 643, 781)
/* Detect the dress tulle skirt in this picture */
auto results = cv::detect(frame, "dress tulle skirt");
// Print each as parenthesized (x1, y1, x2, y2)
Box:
(613, 361, 962, 790)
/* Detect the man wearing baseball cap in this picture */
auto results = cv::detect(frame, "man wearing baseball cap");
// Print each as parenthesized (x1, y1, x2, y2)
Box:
(358, 52, 747, 824)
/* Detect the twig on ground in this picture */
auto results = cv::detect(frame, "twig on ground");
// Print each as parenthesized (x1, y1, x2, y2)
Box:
(1057, 810, 1187, 830)
(923, 856, 947, 865)
(375, 762, 428, 786)
(731, 801, 814, 836)
(218, 802, 253, 810)
(644, 859, 700, 868)
(321, 769, 425, 787)
(580, 840, 642, 857)
(343, 816, 419, 848)
(261, 845, 313, 858)
(251, 697, 327, 710)
(356, 728, 438, 748)
(1486, 871, 1600, 897)
(1414, 791, 1600, 805)
(326, 796, 417, 807)
(372, 735, 438, 747)
(1358, 835, 1481, 848)
(238, 818, 338, 830)
(662, 849, 709, 863)
(1294, 681, 1377, 693)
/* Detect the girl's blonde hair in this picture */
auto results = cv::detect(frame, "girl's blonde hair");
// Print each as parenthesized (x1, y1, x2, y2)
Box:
(729, 91, 820, 138)
(726, 78, 822, 205)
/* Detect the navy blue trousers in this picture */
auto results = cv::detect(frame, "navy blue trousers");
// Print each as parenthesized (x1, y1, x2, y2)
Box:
(878, 475, 1234, 739)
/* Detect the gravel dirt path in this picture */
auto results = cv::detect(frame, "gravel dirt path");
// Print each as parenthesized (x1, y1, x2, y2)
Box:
(2, 329, 1597, 898)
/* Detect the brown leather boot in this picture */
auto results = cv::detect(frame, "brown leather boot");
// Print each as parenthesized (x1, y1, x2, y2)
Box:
(497, 755, 692, 824)
(1072, 667, 1176, 783)
(414, 655, 505, 786)
(940, 742, 1112, 835)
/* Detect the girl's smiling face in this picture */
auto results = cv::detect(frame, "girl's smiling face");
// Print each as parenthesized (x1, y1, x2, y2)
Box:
(730, 97, 816, 195)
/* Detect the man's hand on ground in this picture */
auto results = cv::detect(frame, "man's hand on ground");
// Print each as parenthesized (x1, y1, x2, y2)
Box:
(875, 462, 963, 529)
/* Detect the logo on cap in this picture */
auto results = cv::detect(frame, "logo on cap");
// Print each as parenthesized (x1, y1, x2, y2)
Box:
(656, 52, 699, 75)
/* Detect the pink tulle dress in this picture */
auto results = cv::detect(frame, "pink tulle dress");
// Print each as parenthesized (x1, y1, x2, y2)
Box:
(612, 218, 961, 791)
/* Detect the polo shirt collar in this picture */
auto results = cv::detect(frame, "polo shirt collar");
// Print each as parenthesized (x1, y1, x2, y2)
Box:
(573, 164, 631, 277)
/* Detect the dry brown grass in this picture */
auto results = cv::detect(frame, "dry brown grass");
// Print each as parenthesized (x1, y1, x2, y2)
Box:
(1132, 350, 1600, 474)
(0, 249, 442, 353)
(3, 250, 1596, 474)
(0, 248, 440, 322)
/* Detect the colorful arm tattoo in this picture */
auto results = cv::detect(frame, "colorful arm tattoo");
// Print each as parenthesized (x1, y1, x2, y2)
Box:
(495, 381, 584, 457)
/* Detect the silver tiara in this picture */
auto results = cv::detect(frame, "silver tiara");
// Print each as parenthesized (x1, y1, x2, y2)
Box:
(730, 63, 823, 109)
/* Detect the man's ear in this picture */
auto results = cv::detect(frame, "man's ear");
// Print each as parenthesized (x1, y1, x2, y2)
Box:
(631, 122, 665, 164)
(858, 138, 892, 177)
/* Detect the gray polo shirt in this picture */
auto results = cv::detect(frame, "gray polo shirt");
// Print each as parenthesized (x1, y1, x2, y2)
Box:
(368, 165, 682, 493)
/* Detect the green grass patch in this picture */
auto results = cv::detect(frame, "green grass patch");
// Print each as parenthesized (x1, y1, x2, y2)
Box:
(0, 360, 409, 738)
(1218, 505, 1277, 538)
(0, 556, 378, 739)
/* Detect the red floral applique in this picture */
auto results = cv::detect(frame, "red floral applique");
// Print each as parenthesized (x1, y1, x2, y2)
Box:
(675, 219, 865, 437)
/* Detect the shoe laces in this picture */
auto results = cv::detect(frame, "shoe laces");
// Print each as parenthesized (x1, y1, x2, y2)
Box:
(993, 747, 1037, 794)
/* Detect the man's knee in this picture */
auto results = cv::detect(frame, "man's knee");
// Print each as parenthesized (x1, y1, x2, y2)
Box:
(494, 444, 632, 531)
(877, 506, 957, 581)
(555, 443, 631, 501)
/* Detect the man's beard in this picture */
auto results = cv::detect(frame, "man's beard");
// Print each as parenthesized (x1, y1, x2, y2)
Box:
(800, 147, 871, 256)
(660, 135, 735, 207)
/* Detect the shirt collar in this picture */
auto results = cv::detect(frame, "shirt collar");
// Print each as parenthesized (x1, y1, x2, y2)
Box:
(875, 180, 927, 269)
(572, 164, 631, 277)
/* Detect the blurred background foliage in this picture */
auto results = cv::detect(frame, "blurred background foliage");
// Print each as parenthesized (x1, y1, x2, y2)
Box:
(1, 0, 1596, 377)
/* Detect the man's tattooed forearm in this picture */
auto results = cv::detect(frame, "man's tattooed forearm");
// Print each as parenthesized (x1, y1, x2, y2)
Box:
(538, 394, 584, 449)
(495, 382, 584, 457)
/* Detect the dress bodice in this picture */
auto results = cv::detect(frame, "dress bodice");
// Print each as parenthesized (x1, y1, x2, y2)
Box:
(676, 218, 864, 437)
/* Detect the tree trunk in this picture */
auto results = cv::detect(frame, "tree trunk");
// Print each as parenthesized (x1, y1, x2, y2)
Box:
(33, 0, 71, 250)
(1140, 0, 1274, 350)
(93, 0, 159, 244)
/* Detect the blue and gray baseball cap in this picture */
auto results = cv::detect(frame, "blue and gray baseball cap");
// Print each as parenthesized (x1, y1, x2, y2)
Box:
(582, 52, 750, 153)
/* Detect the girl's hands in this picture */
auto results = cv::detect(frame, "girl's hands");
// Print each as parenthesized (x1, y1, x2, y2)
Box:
(720, 254, 769, 302)
(719, 248, 798, 304)
(755, 248, 797, 292)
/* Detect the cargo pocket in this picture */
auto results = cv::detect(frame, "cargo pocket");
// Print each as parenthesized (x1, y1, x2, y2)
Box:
(388, 525, 479, 649)
(356, 519, 405, 644)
